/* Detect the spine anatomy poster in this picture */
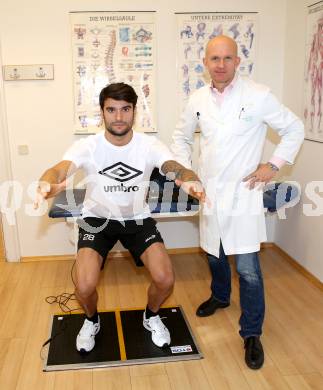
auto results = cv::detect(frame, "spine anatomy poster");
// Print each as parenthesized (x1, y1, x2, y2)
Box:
(176, 12, 258, 116)
(303, 2, 323, 142)
(70, 12, 156, 134)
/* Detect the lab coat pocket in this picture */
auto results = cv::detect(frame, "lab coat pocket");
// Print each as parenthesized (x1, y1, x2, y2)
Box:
(232, 185, 263, 217)
(232, 110, 259, 136)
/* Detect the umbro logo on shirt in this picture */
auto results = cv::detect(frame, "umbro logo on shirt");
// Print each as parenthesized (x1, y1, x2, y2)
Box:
(99, 162, 143, 183)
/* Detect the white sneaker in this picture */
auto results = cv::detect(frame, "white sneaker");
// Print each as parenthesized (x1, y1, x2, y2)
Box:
(143, 312, 171, 347)
(76, 316, 100, 352)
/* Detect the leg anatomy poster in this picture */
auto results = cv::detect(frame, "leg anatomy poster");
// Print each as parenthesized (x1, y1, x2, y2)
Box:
(303, 2, 323, 142)
(70, 12, 156, 134)
(176, 12, 258, 116)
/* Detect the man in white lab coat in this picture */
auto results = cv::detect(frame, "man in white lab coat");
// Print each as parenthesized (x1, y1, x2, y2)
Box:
(171, 35, 304, 369)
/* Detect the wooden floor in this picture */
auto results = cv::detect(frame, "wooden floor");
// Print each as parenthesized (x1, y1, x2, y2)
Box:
(0, 247, 323, 390)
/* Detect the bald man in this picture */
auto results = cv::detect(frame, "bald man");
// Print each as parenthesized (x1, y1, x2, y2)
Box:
(171, 35, 304, 369)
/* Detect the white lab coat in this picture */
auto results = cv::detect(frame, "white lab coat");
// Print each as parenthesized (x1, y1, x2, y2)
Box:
(171, 75, 304, 257)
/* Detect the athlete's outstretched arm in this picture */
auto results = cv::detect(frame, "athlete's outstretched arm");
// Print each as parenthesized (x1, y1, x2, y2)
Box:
(34, 160, 77, 209)
(161, 160, 205, 202)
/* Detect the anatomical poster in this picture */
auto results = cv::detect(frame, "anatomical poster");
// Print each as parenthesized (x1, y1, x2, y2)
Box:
(70, 12, 156, 134)
(303, 2, 323, 142)
(176, 12, 258, 116)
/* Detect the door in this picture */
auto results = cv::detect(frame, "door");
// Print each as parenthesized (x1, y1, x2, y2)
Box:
(0, 217, 5, 261)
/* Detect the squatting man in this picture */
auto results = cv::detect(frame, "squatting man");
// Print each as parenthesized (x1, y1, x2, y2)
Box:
(34, 82, 205, 353)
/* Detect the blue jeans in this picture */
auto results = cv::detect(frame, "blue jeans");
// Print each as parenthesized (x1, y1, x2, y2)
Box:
(207, 242, 265, 338)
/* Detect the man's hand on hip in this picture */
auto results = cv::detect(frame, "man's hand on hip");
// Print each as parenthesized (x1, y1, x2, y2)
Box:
(243, 163, 277, 190)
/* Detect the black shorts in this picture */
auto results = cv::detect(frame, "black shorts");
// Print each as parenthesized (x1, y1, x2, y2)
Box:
(77, 217, 164, 267)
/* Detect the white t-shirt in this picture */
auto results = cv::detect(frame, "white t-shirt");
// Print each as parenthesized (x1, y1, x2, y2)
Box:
(63, 131, 173, 220)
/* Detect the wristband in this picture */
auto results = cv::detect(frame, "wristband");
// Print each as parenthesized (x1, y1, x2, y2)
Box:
(267, 162, 279, 172)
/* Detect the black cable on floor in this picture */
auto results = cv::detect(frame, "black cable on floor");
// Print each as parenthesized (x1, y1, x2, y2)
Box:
(44, 259, 80, 313)
(40, 259, 82, 360)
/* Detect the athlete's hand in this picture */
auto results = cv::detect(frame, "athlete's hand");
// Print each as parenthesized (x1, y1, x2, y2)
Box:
(33, 180, 66, 209)
(160, 162, 210, 205)
(175, 168, 210, 205)
(175, 179, 206, 203)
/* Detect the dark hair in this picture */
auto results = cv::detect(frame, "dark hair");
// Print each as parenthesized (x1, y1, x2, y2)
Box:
(99, 82, 138, 110)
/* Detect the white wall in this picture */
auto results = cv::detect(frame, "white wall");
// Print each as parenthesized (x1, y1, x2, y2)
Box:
(0, 0, 289, 258)
(275, 0, 323, 282)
